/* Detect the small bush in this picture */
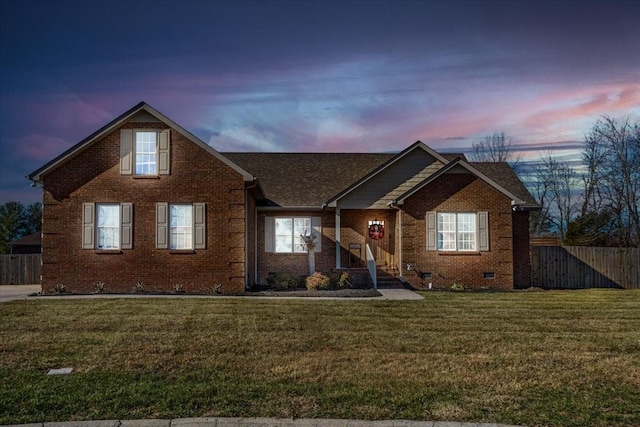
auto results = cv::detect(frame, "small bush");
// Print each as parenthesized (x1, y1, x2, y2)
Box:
(450, 282, 466, 292)
(172, 283, 184, 294)
(335, 272, 352, 289)
(93, 281, 105, 294)
(134, 281, 145, 293)
(52, 283, 66, 294)
(306, 272, 331, 291)
(267, 272, 300, 291)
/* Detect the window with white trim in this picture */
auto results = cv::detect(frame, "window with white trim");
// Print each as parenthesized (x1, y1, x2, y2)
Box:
(265, 216, 322, 253)
(82, 202, 133, 250)
(120, 129, 170, 175)
(97, 204, 120, 249)
(170, 204, 193, 250)
(437, 213, 477, 251)
(155, 202, 206, 250)
(275, 217, 311, 253)
(135, 131, 157, 175)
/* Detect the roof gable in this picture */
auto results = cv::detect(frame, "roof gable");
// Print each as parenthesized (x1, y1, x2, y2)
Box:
(28, 102, 254, 183)
(325, 141, 449, 208)
(393, 158, 539, 209)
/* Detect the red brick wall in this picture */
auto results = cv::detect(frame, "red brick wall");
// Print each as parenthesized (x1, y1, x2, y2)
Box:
(400, 173, 516, 290)
(41, 121, 247, 294)
(256, 210, 336, 283)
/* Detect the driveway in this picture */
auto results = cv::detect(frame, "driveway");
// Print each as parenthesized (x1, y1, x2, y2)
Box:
(0, 284, 41, 302)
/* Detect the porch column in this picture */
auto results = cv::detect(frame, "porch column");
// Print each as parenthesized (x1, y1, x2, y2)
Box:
(335, 207, 341, 269)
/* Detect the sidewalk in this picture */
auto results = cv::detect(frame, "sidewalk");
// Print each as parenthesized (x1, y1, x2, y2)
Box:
(0, 286, 423, 302)
(6, 417, 525, 427)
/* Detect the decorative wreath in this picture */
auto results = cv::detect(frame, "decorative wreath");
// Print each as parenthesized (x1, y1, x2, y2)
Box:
(368, 223, 385, 240)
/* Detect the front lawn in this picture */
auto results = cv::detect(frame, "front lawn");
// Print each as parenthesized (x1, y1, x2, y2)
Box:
(1, 290, 639, 426)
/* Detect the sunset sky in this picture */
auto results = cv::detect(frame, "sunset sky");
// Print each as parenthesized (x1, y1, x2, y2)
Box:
(1, 0, 639, 204)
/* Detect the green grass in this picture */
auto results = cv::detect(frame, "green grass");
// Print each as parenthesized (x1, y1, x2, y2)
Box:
(1, 290, 639, 426)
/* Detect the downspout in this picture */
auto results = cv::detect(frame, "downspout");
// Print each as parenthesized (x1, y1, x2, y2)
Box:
(389, 202, 403, 277)
(245, 178, 258, 290)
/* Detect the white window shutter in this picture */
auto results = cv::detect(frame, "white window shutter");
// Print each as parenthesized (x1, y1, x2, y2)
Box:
(120, 129, 133, 175)
(82, 203, 95, 249)
(193, 203, 206, 249)
(158, 129, 170, 175)
(478, 211, 489, 251)
(265, 217, 275, 252)
(121, 203, 133, 249)
(312, 217, 322, 252)
(156, 203, 168, 249)
(426, 211, 437, 251)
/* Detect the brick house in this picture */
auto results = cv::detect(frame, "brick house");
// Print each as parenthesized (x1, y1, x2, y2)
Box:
(28, 102, 539, 294)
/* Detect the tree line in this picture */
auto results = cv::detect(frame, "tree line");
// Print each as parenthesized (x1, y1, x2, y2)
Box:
(0, 202, 42, 254)
(472, 116, 639, 247)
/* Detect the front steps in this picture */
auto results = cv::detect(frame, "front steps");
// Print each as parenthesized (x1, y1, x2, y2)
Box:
(343, 266, 405, 289)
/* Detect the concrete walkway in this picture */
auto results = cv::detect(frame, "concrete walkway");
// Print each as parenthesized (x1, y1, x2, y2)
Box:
(0, 284, 40, 302)
(5, 417, 524, 426)
(0, 286, 423, 302)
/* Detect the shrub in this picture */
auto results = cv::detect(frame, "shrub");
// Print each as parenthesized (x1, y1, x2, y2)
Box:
(93, 281, 105, 294)
(450, 282, 466, 292)
(134, 281, 145, 293)
(52, 283, 66, 294)
(336, 272, 352, 289)
(306, 272, 330, 291)
(172, 283, 184, 294)
(267, 272, 300, 291)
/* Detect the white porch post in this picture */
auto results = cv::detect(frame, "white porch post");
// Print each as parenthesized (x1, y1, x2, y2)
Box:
(335, 207, 341, 269)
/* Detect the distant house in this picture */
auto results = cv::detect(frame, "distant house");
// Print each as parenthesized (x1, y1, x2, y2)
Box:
(8, 232, 41, 254)
(28, 102, 539, 294)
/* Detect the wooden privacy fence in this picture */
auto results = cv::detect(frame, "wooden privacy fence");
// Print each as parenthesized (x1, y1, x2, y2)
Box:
(531, 246, 639, 289)
(0, 254, 41, 285)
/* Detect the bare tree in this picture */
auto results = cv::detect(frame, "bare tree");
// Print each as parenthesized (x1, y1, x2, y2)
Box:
(582, 116, 640, 246)
(471, 132, 521, 172)
(534, 154, 580, 241)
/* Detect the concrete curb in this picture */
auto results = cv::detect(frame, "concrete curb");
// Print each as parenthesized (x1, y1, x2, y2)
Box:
(5, 418, 525, 427)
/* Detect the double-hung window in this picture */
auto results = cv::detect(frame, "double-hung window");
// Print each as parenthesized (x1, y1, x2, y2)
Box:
(170, 204, 193, 250)
(155, 203, 206, 250)
(82, 202, 133, 250)
(97, 204, 120, 249)
(437, 213, 476, 251)
(427, 211, 489, 252)
(265, 217, 322, 253)
(120, 129, 171, 175)
(135, 131, 157, 175)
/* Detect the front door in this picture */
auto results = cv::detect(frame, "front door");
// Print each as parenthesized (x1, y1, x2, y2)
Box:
(367, 219, 388, 266)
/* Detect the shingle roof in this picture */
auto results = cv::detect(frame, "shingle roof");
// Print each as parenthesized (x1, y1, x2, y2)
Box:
(470, 162, 538, 206)
(224, 153, 393, 207)
(223, 152, 537, 208)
